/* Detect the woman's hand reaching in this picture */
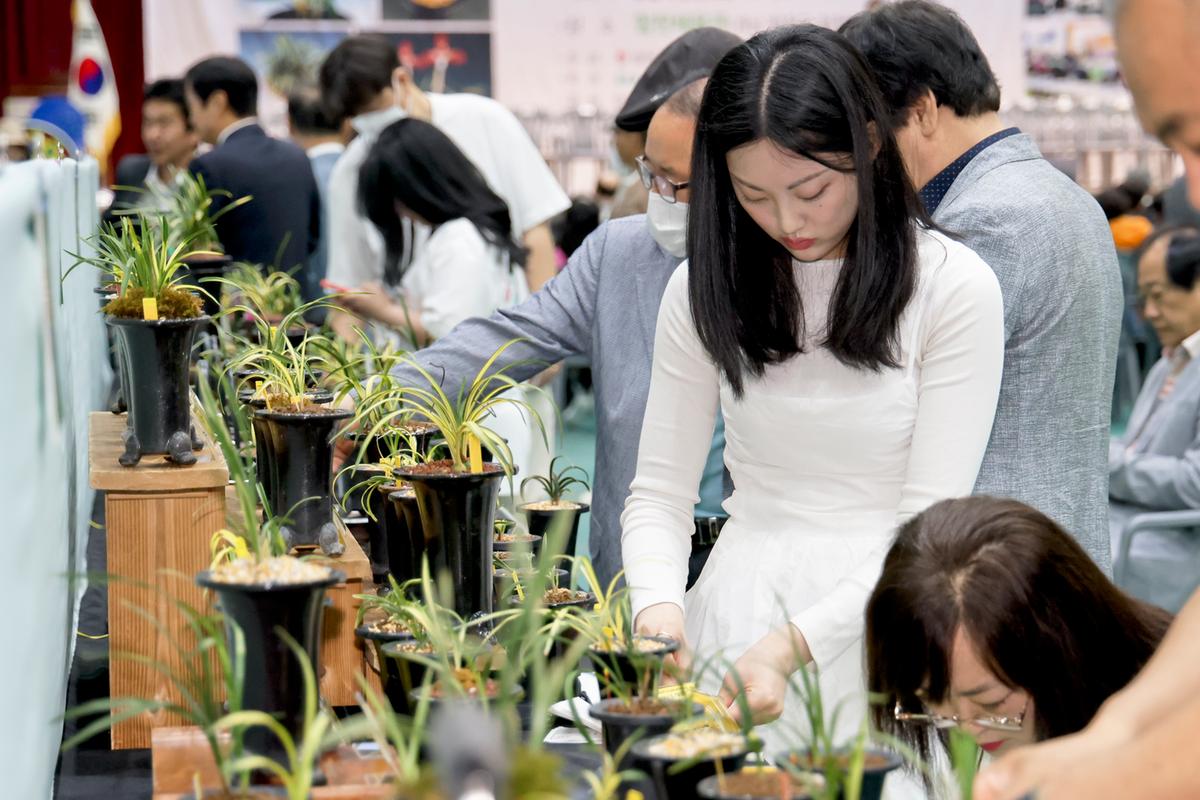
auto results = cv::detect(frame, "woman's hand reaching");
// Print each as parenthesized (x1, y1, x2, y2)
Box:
(634, 602, 691, 682)
(719, 623, 810, 725)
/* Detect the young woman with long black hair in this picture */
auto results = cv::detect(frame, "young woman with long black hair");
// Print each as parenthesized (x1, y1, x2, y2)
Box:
(357, 117, 528, 344)
(619, 24, 1005, 751)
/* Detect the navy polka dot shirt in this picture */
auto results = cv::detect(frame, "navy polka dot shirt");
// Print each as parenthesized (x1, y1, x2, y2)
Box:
(918, 127, 1021, 214)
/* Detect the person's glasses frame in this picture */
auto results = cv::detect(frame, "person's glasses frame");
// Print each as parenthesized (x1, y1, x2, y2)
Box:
(892, 696, 1029, 732)
(635, 155, 689, 204)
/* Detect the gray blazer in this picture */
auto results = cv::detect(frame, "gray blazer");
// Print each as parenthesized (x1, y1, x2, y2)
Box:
(935, 133, 1123, 570)
(1111, 354, 1200, 508)
(388, 215, 687, 588)
(1109, 353, 1200, 609)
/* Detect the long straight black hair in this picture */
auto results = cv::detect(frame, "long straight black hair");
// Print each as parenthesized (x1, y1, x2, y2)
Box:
(688, 25, 929, 397)
(359, 118, 526, 284)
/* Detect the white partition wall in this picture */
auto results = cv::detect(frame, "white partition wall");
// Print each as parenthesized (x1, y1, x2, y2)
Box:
(0, 157, 110, 799)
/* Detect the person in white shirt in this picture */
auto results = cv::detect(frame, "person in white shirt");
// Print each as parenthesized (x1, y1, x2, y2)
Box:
(317, 35, 569, 341)
(620, 25, 1004, 756)
(357, 117, 547, 492)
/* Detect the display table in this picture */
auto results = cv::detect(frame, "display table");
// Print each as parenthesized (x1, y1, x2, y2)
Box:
(89, 412, 375, 748)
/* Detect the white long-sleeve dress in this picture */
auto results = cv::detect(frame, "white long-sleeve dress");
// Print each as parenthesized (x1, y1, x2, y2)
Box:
(621, 227, 1005, 753)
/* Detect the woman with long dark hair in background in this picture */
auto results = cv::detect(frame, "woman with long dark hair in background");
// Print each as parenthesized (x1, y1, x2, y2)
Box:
(358, 117, 528, 344)
(357, 118, 545, 485)
(869, 497, 1170, 781)
(619, 24, 1005, 752)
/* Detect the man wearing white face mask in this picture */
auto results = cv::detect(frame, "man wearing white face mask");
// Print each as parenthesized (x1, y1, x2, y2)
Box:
(335, 70, 737, 590)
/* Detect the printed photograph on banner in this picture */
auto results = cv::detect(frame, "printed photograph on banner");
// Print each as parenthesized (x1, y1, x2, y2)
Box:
(1023, 0, 1123, 100)
(240, 29, 491, 134)
(237, 0, 381, 26)
(383, 0, 490, 21)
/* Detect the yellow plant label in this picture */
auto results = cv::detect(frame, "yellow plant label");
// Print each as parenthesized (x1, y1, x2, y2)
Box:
(468, 434, 483, 473)
(232, 535, 250, 560)
(142, 297, 159, 321)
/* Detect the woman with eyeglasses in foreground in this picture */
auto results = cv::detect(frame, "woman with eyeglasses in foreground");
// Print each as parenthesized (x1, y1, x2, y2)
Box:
(867, 496, 1171, 778)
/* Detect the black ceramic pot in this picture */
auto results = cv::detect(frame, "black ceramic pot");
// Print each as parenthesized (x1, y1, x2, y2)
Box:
(519, 501, 590, 560)
(392, 463, 505, 620)
(241, 388, 332, 504)
(196, 568, 343, 763)
(590, 698, 700, 773)
(107, 315, 209, 466)
(633, 734, 750, 800)
(696, 768, 817, 799)
(378, 639, 435, 716)
(493, 567, 568, 607)
(491, 534, 541, 553)
(384, 487, 424, 586)
(252, 404, 352, 555)
(179, 254, 232, 319)
(775, 749, 902, 800)
(98, 286, 128, 414)
(590, 635, 679, 699)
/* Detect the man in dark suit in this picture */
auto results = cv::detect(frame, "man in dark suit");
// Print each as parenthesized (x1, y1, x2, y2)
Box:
(184, 56, 320, 271)
(103, 79, 198, 225)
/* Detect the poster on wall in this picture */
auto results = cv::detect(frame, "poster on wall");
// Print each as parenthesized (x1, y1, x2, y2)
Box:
(1023, 0, 1124, 102)
(235, 0, 492, 134)
(489, 0, 1025, 117)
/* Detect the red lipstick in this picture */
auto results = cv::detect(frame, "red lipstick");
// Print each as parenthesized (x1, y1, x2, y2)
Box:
(783, 236, 815, 251)
(979, 741, 1004, 753)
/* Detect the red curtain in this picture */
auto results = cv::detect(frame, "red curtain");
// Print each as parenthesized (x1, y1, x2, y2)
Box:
(0, 0, 145, 178)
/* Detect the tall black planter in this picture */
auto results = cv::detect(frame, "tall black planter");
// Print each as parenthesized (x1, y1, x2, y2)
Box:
(253, 404, 351, 555)
(242, 389, 332, 524)
(519, 501, 590, 560)
(393, 464, 505, 619)
(196, 569, 343, 763)
(590, 699, 700, 774)
(107, 315, 208, 466)
(632, 735, 749, 800)
(384, 487, 424, 586)
(179, 254, 232, 320)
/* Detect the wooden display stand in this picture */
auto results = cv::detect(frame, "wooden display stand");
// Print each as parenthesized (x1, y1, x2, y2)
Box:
(311, 515, 379, 706)
(150, 726, 394, 799)
(89, 412, 376, 749)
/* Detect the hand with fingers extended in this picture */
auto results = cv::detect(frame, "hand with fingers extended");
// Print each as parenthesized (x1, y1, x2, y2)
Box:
(719, 623, 810, 726)
(634, 601, 692, 682)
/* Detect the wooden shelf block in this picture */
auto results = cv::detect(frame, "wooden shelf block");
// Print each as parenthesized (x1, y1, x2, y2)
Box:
(151, 726, 394, 799)
(91, 412, 230, 750)
(90, 412, 378, 747)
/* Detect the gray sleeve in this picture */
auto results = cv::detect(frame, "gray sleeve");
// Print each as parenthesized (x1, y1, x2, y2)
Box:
(1110, 414, 1200, 509)
(387, 222, 606, 394)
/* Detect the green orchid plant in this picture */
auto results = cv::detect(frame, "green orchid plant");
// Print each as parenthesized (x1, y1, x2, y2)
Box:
(68, 216, 208, 319)
(349, 339, 550, 475)
(61, 585, 249, 795)
(163, 171, 252, 253)
(521, 456, 590, 504)
(212, 631, 340, 800)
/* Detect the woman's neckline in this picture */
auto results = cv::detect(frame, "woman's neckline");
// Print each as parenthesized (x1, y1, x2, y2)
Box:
(792, 257, 843, 268)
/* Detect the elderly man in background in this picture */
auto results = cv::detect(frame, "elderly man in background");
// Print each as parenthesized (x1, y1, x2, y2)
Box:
(976, 1, 1200, 797)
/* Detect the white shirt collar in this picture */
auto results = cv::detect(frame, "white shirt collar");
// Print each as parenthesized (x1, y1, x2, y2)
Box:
(306, 141, 344, 159)
(216, 117, 259, 146)
(350, 105, 405, 139)
(1180, 328, 1200, 361)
